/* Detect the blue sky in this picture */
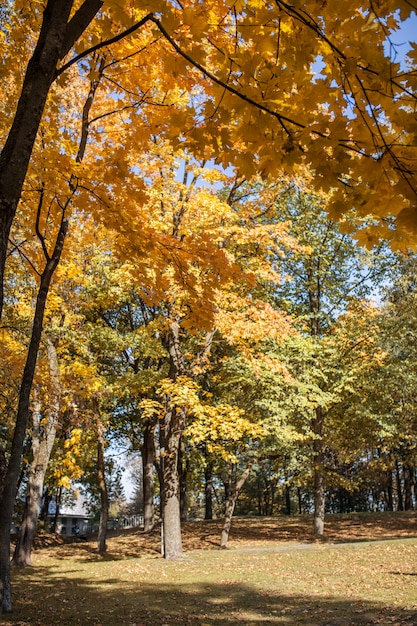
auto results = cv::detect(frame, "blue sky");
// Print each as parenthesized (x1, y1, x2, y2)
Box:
(386, 11, 417, 65)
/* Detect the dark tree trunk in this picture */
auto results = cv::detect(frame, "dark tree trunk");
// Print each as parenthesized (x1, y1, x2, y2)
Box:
(395, 460, 404, 511)
(270, 478, 278, 515)
(96, 415, 109, 555)
(0, 444, 7, 500)
(52, 488, 62, 534)
(12, 336, 61, 567)
(39, 489, 52, 527)
(204, 458, 214, 521)
(285, 485, 291, 516)
(257, 474, 262, 516)
(404, 465, 414, 511)
(179, 440, 188, 523)
(142, 420, 155, 532)
(220, 463, 253, 549)
(12, 481, 41, 568)
(223, 477, 231, 506)
(263, 477, 271, 516)
(297, 487, 302, 515)
(155, 424, 164, 519)
(386, 468, 394, 511)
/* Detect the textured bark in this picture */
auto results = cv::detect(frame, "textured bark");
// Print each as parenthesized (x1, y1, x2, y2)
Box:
(96, 415, 109, 555)
(220, 463, 253, 549)
(161, 321, 186, 559)
(161, 406, 185, 559)
(142, 421, 155, 532)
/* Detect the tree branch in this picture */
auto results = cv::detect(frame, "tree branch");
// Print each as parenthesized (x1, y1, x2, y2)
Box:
(55, 12, 154, 77)
(60, 0, 104, 59)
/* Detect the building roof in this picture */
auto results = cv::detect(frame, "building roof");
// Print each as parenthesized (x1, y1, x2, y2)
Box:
(48, 492, 93, 518)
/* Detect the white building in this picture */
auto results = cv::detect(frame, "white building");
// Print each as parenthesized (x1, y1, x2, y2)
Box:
(48, 493, 93, 536)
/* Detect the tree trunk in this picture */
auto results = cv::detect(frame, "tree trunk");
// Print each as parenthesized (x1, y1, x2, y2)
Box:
(204, 458, 214, 521)
(161, 320, 187, 559)
(285, 485, 291, 516)
(386, 467, 394, 511)
(313, 459, 325, 535)
(0, 444, 7, 500)
(96, 415, 109, 555)
(52, 488, 62, 534)
(0, 217, 68, 612)
(312, 408, 325, 536)
(256, 473, 262, 516)
(142, 420, 155, 532)
(179, 440, 188, 523)
(395, 460, 404, 511)
(12, 336, 61, 567)
(270, 478, 278, 515)
(220, 463, 253, 549)
(39, 489, 52, 528)
(161, 406, 186, 559)
(404, 465, 414, 511)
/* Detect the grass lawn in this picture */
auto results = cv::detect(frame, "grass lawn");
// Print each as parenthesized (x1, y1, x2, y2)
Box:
(4, 513, 417, 625)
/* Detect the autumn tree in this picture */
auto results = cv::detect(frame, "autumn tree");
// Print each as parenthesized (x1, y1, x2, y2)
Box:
(2, 0, 417, 612)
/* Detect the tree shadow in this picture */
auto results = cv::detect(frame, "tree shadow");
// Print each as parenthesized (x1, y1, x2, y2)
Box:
(4, 564, 417, 626)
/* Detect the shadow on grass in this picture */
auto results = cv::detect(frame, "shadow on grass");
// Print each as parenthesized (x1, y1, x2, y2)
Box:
(4, 564, 417, 626)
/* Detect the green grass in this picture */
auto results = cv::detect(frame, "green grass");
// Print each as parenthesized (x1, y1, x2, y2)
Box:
(4, 518, 417, 625)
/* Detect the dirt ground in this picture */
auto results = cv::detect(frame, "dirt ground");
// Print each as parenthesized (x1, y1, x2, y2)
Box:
(30, 511, 417, 558)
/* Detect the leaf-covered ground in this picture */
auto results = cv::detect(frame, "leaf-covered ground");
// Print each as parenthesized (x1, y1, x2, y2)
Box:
(6, 512, 417, 625)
